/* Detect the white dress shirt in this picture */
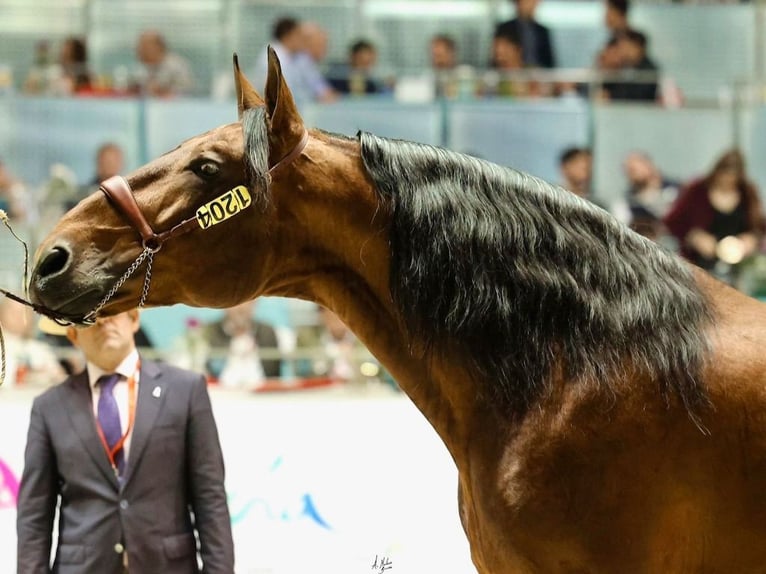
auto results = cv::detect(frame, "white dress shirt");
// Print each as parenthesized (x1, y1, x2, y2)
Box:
(87, 348, 141, 461)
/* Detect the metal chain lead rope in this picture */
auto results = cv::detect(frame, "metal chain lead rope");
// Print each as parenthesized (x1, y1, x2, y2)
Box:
(82, 245, 157, 323)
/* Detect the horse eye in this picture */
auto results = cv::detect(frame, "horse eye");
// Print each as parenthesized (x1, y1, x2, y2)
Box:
(194, 161, 220, 179)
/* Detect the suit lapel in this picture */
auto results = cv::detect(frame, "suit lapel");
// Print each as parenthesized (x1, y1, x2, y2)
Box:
(64, 372, 120, 489)
(121, 359, 166, 488)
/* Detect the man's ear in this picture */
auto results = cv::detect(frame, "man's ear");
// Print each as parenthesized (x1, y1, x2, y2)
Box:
(65, 326, 78, 346)
(233, 53, 265, 119)
(264, 46, 306, 168)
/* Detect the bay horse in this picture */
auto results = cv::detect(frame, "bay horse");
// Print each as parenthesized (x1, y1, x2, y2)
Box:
(28, 50, 766, 572)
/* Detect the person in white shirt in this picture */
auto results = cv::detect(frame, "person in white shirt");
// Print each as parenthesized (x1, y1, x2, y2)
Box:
(251, 17, 338, 106)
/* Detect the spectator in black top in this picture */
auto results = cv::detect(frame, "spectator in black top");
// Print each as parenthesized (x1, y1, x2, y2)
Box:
(494, 0, 555, 68)
(605, 29, 659, 102)
(328, 39, 381, 95)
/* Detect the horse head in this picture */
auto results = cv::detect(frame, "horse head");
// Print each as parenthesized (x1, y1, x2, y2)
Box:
(30, 49, 379, 323)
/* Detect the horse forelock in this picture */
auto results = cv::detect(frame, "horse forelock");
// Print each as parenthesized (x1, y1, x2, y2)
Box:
(242, 107, 271, 207)
(359, 132, 713, 419)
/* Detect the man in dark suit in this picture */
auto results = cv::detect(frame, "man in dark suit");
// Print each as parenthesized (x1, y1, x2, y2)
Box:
(494, 0, 555, 68)
(17, 309, 234, 574)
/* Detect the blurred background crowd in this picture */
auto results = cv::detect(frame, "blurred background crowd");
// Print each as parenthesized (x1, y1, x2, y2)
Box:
(1, 0, 766, 392)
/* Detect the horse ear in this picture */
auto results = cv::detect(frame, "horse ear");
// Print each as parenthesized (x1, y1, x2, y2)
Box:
(233, 53, 264, 118)
(264, 45, 305, 167)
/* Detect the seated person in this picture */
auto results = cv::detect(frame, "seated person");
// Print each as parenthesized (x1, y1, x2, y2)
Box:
(664, 149, 764, 280)
(328, 39, 381, 95)
(603, 29, 659, 102)
(294, 306, 393, 388)
(429, 34, 459, 98)
(203, 300, 281, 387)
(622, 151, 679, 240)
(0, 301, 66, 387)
(486, 33, 544, 98)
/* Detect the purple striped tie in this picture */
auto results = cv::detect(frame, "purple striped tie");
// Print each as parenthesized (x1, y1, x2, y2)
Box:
(96, 373, 125, 477)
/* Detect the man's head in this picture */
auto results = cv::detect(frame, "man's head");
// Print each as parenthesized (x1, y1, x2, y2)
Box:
(136, 31, 167, 66)
(605, 0, 630, 33)
(67, 310, 140, 371)
(492, 33, 523, 70)
(514, 0, 540, 20)
(301, 22, 329, 63)
(559, 147, 593, 198)
(617, 29, 648, 65)
(95, 143, 124, 182)
(430, 34, 457, 70)
(349, 40, 377, 72)
(273, 17, 303, 53)
(623, 151, 658, 188)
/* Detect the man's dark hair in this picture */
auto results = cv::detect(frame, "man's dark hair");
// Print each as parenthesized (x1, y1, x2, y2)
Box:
(559, 146, 590, 166)
(607, 0, 630, 16)
(273, 17, 299, 41)
(350, 39, 375, 56)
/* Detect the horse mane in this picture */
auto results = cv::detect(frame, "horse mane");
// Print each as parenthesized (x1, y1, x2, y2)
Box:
(359, 132, 713, 417)
(242, 107, 271, 208)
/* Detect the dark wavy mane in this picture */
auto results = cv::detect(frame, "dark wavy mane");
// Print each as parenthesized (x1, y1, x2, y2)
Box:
(359, 132, 712, 417)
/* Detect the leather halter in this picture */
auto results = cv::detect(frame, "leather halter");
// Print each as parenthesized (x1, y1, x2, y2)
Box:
(100, 129, 310, 252)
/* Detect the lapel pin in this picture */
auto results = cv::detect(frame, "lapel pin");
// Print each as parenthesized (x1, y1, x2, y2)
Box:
(152, 386, 162, 398)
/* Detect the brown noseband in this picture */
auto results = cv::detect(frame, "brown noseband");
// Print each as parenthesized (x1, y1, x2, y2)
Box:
(82, 129, 310, 322)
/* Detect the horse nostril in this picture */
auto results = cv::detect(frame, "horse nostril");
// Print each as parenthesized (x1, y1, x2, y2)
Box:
(37, 246, 71, 279)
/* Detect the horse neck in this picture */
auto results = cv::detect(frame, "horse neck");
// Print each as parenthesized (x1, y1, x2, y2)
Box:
(266, 140, 480, 462)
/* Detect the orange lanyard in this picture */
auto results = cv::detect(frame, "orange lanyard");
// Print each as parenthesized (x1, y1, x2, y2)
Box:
(95, 360, 140, 472)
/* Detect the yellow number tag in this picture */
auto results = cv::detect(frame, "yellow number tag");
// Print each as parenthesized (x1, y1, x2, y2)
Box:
(196, 186, 252, 230)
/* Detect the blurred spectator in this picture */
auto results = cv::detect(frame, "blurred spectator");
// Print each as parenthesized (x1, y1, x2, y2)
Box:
(605, 0, 631, 39)
(90, 142, 124, 186)
(295, 306, 388, 386)
(430, 34, 459, 98)
(559, 146, 593, 199)
(203, 300, 281, 388)
(560, 146, 630, 222)
(301, 21, 330, 66)
(431, 34, 458, 71)
(56, 36, 92, 95)
(603, 30, 659, 102)
(59, 142, 125, 211)
(328, 40, 381, 95)
(664, 149, 764, 279)
(486, 33, 543, 97)
(622, 151, 679, 239)
(132, 30, 194, 97)
(0, 159, 28, 221)
(0, 301, 65, 387)
(495, 0, 556, 68)
(24, 37, 91, 96)
(22, 40, 57, 95)
(252, 17, 338, 105)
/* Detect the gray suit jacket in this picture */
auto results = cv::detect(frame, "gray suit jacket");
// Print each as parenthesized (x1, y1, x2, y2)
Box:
(17, 359, 234, 574)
